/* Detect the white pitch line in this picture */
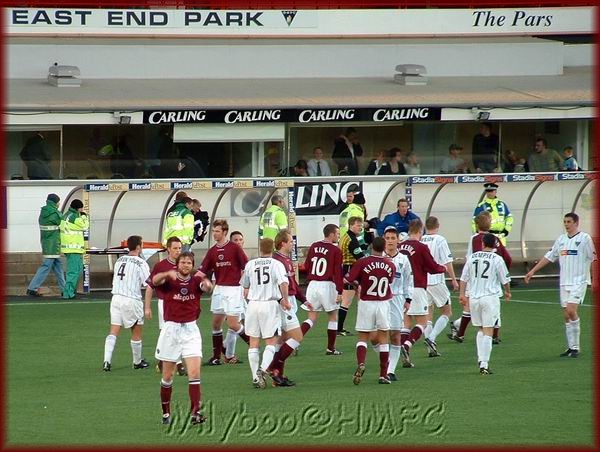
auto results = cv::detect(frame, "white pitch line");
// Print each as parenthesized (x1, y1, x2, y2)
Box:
(510, 298, 594, 307)
(6, 300, 110, 307)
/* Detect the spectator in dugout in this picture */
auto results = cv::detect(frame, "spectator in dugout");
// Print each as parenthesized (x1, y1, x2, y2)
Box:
(377, 198, 420, 236)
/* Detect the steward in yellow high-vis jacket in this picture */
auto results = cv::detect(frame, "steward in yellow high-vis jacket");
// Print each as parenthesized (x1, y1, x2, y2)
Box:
(60, 199, 89, 299)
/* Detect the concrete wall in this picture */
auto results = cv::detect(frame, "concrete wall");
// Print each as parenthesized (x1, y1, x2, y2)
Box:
(7, 37, 572, 80)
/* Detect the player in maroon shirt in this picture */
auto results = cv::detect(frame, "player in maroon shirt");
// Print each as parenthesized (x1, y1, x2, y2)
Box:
(398, 218, 446, 367)
(222, 230, 247, 364)
(144, 236, 186, 376)
(196, 220, 249, 365)
(267, 230, 314, 386)
(152, 252, 213, 426)
(300, 224, 344, 355)
(450, 211, 512, 344)
(345, 237, 395, 385)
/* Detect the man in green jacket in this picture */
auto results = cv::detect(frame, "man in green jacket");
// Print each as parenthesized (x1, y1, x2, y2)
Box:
(26, 193, 66, 297)
(162, 196, 195, 252)
(60, 199, 89, 299)
(259, 194, 288, 240)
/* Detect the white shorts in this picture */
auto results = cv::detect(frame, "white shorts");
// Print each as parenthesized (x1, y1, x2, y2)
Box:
(110, 294, 144, 329)
(303, 280, 338, 312)
(245, 300, 282, 339)
(239, 286, 247, 320)
(470, 295, 500, 328)
(389, 294, 406, 330)
(155, 321, 202, 362)
(281, 295, 301, 332)
(560, 284, 588, 308)
(356, 300, 391, 332)
(427, 283, 451, 308)
(158, 298, 165, 330)
(211, 285, 245, 316)
(406, 288, 429, 316)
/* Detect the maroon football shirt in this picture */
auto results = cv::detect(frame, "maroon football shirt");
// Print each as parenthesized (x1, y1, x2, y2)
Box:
(273, 251, 306, 303)
(470, 232, 513, 269)
(146, 257, 177, 300)
(346, 255, 395, 301)
(304, 240, 343, 294)
(398, 239, 446, 289)
(198, 241, 248, 286)
(161, 274, 205, 323)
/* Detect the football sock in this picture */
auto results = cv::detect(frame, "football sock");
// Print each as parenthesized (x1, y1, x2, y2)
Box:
(188, 379, 201, 414)
(224, 329, 238, 358)
(261, 345, 277, 372)
(160, 379, 173, 415)
(492, 327, 500, 340)
(570, 318, 580, 350)
(429, 315, 448, 342)
(276, 339, 300, 375)
(103, 334, 117, 363)
(476, 330, 484, 363)
(424, 320, 433, 338)
(301, 319, 314, 336)
(457, 312, 471, 337)
(480, 334, 493, 368)
(400, 328, 410, 346)
(403, 324, 424, 350)
(564, 322, 573, 349)
(212, 329, 223, 360)
(378, 343, 390, 378)
(327, 321, 338, 351)
(235, 325, 250, 345)
(338, 306, 348, 331)
(388, 344, 401, 375)
(371, 342, 380, 353)
(356, 341, 367, 365)
(130, 340, 142, 365)
(248, 347, 260, 380)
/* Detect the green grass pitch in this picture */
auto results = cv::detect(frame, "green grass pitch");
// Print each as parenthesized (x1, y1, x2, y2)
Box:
(6, 286, 594, 446)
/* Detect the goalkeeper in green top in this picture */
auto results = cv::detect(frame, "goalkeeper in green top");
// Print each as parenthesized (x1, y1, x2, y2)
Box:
(259, 194, 288, 240)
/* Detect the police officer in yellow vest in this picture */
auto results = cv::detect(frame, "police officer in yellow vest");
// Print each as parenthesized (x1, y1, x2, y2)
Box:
(60, 199, 89, 299)
(259, 194, 288, 240)
(472, 182, 513, 245)
(162, 196, 195, 252)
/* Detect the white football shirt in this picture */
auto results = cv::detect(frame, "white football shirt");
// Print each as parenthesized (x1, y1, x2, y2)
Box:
(421, 233, 453, 285)
(384, 251, 414, 300)
(241, 257, 288, 302)
(544, 231, 597, 287)
(111, 255, 150, 301)
(461, 251, 510, 299)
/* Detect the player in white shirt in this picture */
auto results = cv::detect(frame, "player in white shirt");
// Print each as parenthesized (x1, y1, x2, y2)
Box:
(525, 212, 598, 358)
(240, 238, 291, 389)
(460, 233, 511, 375)
(382, 227, 414, 381)
(103, 235, 151, 372)
(421, 217, 458, 357)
